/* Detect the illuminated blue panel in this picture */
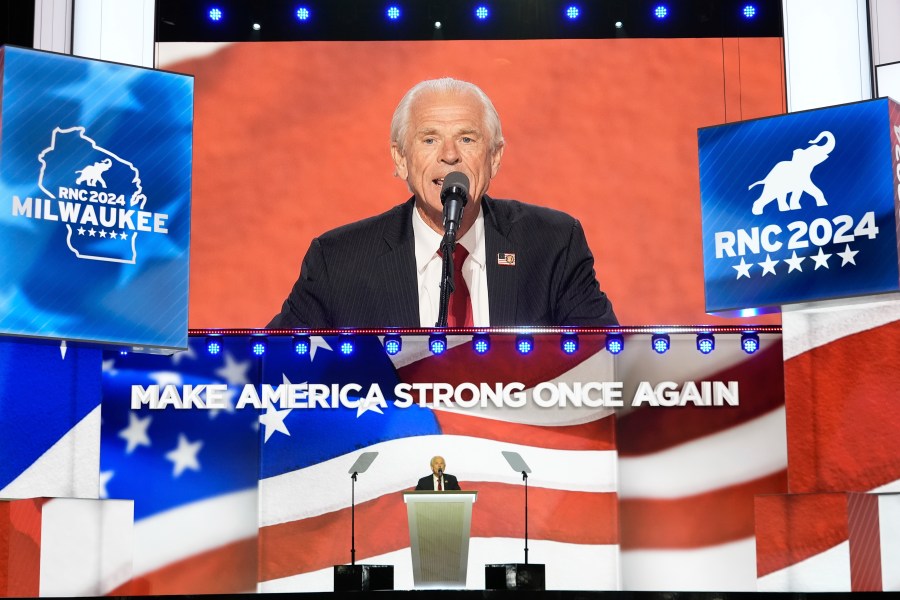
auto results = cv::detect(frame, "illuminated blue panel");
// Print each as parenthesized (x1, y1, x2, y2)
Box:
(208, 7, 223, 21)
(293, 336, 310, 355)
(654, 5, 668, 19)
(475, 5, 490, 20)
(652, 334, 670, 354)
(429, 334, 447, 355)
(743, 4, 757, 18)
(386, 5, 401, 20)
(565, 5, 580, 20)
(605, 333, 624, 355)
(741, 332, 760, 354)
(516, 335, 534, 355)
(296, 6, 310, 21)
(472, 334, 490, 354)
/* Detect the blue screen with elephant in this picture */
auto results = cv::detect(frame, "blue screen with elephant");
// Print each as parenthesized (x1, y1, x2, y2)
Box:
(698, 98, 900, 315)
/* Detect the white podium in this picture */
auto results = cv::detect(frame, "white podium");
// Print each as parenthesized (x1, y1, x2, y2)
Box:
(403, 491, 477, 589)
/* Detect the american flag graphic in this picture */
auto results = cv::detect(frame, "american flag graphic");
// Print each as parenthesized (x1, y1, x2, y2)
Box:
(2, 331, 788, 594)
(755, 305, 900, 592)
(99, 337, 260, 595)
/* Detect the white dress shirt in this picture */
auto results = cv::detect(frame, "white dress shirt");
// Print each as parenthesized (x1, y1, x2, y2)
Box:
(413, 204, 489, 327)
(431, 474, 446, 490)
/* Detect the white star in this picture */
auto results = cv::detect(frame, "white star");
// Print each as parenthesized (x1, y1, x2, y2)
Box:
(99, 471, 114, 499)
(837, 244, 859, 266)
(811, 247, 832, 270)
(758, 254, 779, 276)
(356, 393, 387, 418)
(102, 358, 118, 376)
(215, 352, 252, 385)
(77, 227, 86, 235)
(88, 228, 96, 237)
(208, 386, 237, 420)
(733, 257, 753, 279)
(165, 434, 203, 477)
(109, 231, 118, 240)
(170, 345, 197, 365)
(148, 370, 183, 387)
(99, 230, 107, 238)
(120, 232, 129, 240)
(118, 412, 152, 453)
(309, 336, 332, 361)
(784, 251, 805, 273)
(259, 402, 292, 443)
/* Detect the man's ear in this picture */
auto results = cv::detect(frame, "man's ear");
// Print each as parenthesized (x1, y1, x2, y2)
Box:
(391, 143, 408, 179)
(490, 141, 505, 178)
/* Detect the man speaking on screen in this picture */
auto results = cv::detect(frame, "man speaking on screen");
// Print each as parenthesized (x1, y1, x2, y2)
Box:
(415, 456, 461, 492)
(268, 77, 616, 328)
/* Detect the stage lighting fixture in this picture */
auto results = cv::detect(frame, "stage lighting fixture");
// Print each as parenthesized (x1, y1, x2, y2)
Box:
(119, 350, 129, 356)
(296, 6, 310, 21)
(475, 5, 490, 20)
(339, 336, 355, 356)
(383, 334, 402, 356)
(208, 7, 223, 22)
(653, 5, 668, 19)
(252, 23, 261, 31)
(386, 5, 401, 20)
(742, 4, 757, 18)
(206, 336, 223, 356)
(615, 21, 623, 29)
(516, 335, 534, 355)
(472, 333, 491, 354)
(741, 332, 760, 354)
(605, 333, 624, 355)
(293, 335, 310, 356)
(696, 333, 715, 355)
(561, 334, 579, 354)
(429, 333, 447, 355)
(651, 333, 670, 354)
(251, 337, 267, 356)
(565, 5, 580, 20)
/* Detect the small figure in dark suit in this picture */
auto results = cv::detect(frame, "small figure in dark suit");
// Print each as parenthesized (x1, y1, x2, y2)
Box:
(415, 455, 461, 491)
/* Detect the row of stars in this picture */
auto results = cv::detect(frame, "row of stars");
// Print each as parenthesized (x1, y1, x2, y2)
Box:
(75, 226, 131, 240)
(732, 244, 859, 279)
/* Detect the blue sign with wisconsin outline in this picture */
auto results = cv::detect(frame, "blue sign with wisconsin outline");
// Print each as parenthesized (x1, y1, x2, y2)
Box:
(0, 46, 193, 350)
(699, 98, 900, 315)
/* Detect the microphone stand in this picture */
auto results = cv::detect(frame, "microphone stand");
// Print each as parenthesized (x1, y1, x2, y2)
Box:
(435, 232, 456, 328)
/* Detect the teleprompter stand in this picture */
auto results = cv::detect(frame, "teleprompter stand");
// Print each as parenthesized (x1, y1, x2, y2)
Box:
(485, 451, 546, 591)
(333, 452, 394, 591)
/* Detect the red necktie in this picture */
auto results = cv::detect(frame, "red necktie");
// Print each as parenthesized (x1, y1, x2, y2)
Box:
(443, 245, 473, 327)
(438, 476, 443, 491)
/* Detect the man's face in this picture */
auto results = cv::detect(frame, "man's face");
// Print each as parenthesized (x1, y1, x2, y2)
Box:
(431, 457, 446, 476)
(391, 90, 504, 234)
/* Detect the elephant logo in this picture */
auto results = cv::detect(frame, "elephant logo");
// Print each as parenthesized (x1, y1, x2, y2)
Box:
(74, 158, 113, 188)
(750, 131, 835, 215)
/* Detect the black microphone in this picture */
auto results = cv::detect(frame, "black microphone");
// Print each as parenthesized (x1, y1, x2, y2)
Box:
(440, 172, 470, 241)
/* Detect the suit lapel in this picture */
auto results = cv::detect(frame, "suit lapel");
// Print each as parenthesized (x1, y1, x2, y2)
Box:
(483, 197, 518, 326)
(377, 199, 419, 326)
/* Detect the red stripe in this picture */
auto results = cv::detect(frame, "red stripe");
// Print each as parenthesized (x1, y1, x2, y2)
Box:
(106, 537, 258, 596)
(755, 492, 848, 577)
(619, 469, 786, 550)
(0, 498, 43, 596)
(785, 322, 900, 493)
(848, 493, 882, 592)
(259, 483, 617, 581)
(617, 340, 784, 456)
(434, 410, 616, 451)
(397, 336, 607, 390)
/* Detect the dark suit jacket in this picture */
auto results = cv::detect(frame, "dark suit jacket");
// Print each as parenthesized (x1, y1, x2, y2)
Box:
(268, 197, 617, 328)
(415, 473, 461, 491)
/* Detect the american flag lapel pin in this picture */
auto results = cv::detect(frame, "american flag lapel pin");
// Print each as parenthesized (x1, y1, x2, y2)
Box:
(497, 252, 516, 266)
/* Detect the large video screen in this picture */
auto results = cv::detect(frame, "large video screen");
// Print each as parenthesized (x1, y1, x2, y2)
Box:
(158, 38, 786, 328)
